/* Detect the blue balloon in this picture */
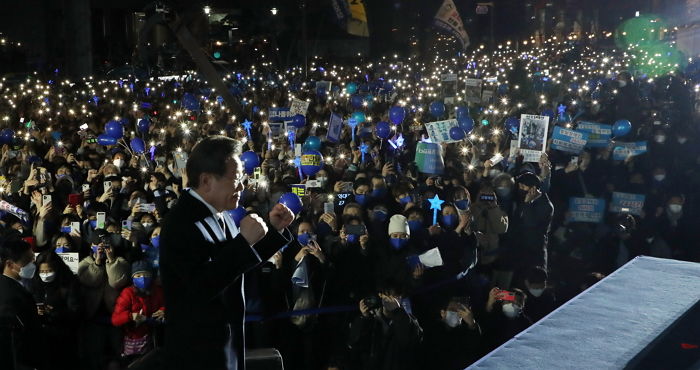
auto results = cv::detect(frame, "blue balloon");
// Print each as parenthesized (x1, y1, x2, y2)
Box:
(449, 127, 466, 140)
(613, 119, 632, 137)
(389, 106, 405, 125)
(505, 117, 520, 133)
(130, 138, 145, 154)
(375, 121, 391, 139)
(429, 101, 445, 117)
(97, 134, 117, 146)
(137, 118, 150, 133)
(279, 192, 303, 215)
(119, 117, 129, 127)
(300, 150, 324, 177)
(350, 94, 363, 109)
(351, 111, 366, 124)
(240, 151, 260, 175)
(457, 117, 474, 133)
(104, 120, 124, 139)
(304, 136, 322, 151)
(456, 106, 470, 120)
(290, 114, 306, 128)
(0, 129, 14, 145)
(226, 207, 247, 228)
(346, 82, 358, 95)
(363, 94, 374, 108)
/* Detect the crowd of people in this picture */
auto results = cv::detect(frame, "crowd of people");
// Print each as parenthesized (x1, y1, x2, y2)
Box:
(0, 34, 699, 370)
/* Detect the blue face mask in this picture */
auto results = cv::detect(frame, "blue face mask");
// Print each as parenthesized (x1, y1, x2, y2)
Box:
(372, 188, 387, 198)
(346, 234, 358, 244)
(133, 276, 153, 291)
(408, 220, 423, 234)
(150, 235, 160, 248)
(140, 244, 150, 252)
(297, 232, 313, 246)
(373, 210, 388, 222)
(55, 246, 69, 253)
(442, 214, 458, 229)
(455, 199, 470, 211)
(399, 195, 412, 205)
(91, 245, 100, 255)
(60, 226, 72, 234)
(390, 237, 409, 250)
(355, 194, 367, 205)
(89, 220, 97, 229)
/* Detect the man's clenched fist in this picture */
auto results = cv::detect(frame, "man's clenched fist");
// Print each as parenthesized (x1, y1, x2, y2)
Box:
(240, 214, 268, 246)
(269, 203, 294, 232)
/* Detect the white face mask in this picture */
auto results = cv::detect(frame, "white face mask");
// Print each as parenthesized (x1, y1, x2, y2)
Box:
(529, 288, 545, 297)
(113, 158, 124, 168)
(678, 137, 688, 144)
(19, 262, 36, 279)
(654, 135, 666, 144)
(618, 80, 627, 87)
(40, 272, 56, 283)
(653, 174, 666, 182)
(445, 311, 462, 328)
(668, 204, 683, 214)
(502, 303, 520, 319)
(489, 169, 502, 178)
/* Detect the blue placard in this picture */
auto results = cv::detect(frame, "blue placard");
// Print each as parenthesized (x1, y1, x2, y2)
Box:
(415, 142, 444, 175)
(326, 113, 343, 143)
(551, 126, 589, 154)
(269, 107, 293, 123)
(568, 197, 606, 223)
(612, 141, 648, 161)
(577, 122, 612, 148)
(610, 192, 645, 216)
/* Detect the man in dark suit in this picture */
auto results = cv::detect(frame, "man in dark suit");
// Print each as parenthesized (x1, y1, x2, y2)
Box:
(161, 136, 295, 370)
(0, 238, 42, 370)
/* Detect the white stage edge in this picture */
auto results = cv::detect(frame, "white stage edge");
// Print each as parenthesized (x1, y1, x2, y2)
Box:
(468, 256, 700, 370)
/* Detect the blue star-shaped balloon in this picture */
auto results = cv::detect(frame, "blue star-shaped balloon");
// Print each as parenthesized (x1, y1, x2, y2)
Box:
(557, 104, 567, 115)
(428, 194, 444, 225)
(288, 129, 296, 147)
(144, 87, 151, 96)
(242, 119, 253, 139)
(389, 133, 405, 150)
(92, 96, 99, 105)
(359, 143, 369, 162)
(293, 157, 302, 179)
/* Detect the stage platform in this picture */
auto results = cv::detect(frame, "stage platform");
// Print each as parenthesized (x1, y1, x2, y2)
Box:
(469, 256, 700, 370)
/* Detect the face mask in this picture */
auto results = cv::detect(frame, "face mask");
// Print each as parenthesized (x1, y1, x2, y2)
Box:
(517, 188, 529, 201)
(496, 187, 511, 199)
(56, 174, 69, 181)
(653, 174, 666, 182)
(346, 234, 358, 244)
(354, 194, 367, 205)
(445, 311, 462, 328)
(89, 220, 97, 229)
(60, 226, 72, 234)
(502, 303, 520, 319)
(40, 272, 56, 283)
(297, 232, 313, 246)
(372, 188, 387, 198)
(133, 276, 153, 291)
(55, 246, 70, 253)
(678, 137, 688, 144)
(654, 135, 666, 144)
(618, 80, 627, 87)
(668, 204, 683, 214)
(442, 214, 458, 229)
(130, 198, 145, 207)
(19, 262, 36, 279)
(150, 235, 160, 248)
(399, 195, 412, 205)
(529, 288, 545, 297)
(16, 228, 24, 235)
(113, 159, 124, 168)
(142, 222, 154, 229)
(489, 169, 502, 177)
(455, 199, 470, 211)
(390, 237, 409, 250)
(408, 220, 423, 235)
(373, 210, 388, 222)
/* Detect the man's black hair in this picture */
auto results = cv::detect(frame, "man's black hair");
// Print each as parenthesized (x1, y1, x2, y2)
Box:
(0, 238, 31, 267)
(525, 266, 548, 285)
(186, 136, 239, 189)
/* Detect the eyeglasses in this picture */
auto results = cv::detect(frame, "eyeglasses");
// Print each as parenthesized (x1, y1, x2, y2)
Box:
(234, 172, 248, 187)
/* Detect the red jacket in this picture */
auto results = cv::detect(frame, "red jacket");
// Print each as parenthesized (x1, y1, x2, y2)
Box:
(112, 285, 165, 339)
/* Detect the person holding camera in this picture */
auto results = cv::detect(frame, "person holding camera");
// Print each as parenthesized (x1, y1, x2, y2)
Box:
(421, 297, 482, 369)
(347, 280, 423, 370)
(481, 287, 532, 353)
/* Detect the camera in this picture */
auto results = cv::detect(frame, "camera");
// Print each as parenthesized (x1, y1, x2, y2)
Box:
(363, 295, 382, 311)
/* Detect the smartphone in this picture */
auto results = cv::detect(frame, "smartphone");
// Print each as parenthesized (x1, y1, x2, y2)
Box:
(42, 194, 52, 206)
(138, 203, 156, 213)
(496, 290, 516, 302)
(96, 212, 106, 230)
(174, 152, 188, 170)
(253, 167, 262, 180)
(80, 123, 89, 131)
(82, 184, 90, 192)
(54, 144, 66, 156)
(324, 202, 335, 214)
(86, 137, 97, 144)
(70, 221, 80, 234)
(341, 182, 353, 192)
(306, 179, 321, 188)
(294, 144, 302, 157)
(121, 220, 132, 231)
(345, 224, 366, 236)
(489, 153, 504, 166)
(480, 194, 496, 202)
(569, 156, 579, 166)
(103, 181, 112, 193)
(68, 193, 83, 207)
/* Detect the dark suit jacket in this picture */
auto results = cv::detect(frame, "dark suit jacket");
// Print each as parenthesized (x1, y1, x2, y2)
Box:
(161, 190, 292, 370)
(0, 274, 41, 370)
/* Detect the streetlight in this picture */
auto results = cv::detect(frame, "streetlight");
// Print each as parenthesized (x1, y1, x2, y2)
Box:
(203, 5, 211, 15)
(271, 7, 278, 15)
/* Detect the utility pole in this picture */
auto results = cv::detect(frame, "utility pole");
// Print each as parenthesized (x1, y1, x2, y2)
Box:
(301, 0, 308, 78)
